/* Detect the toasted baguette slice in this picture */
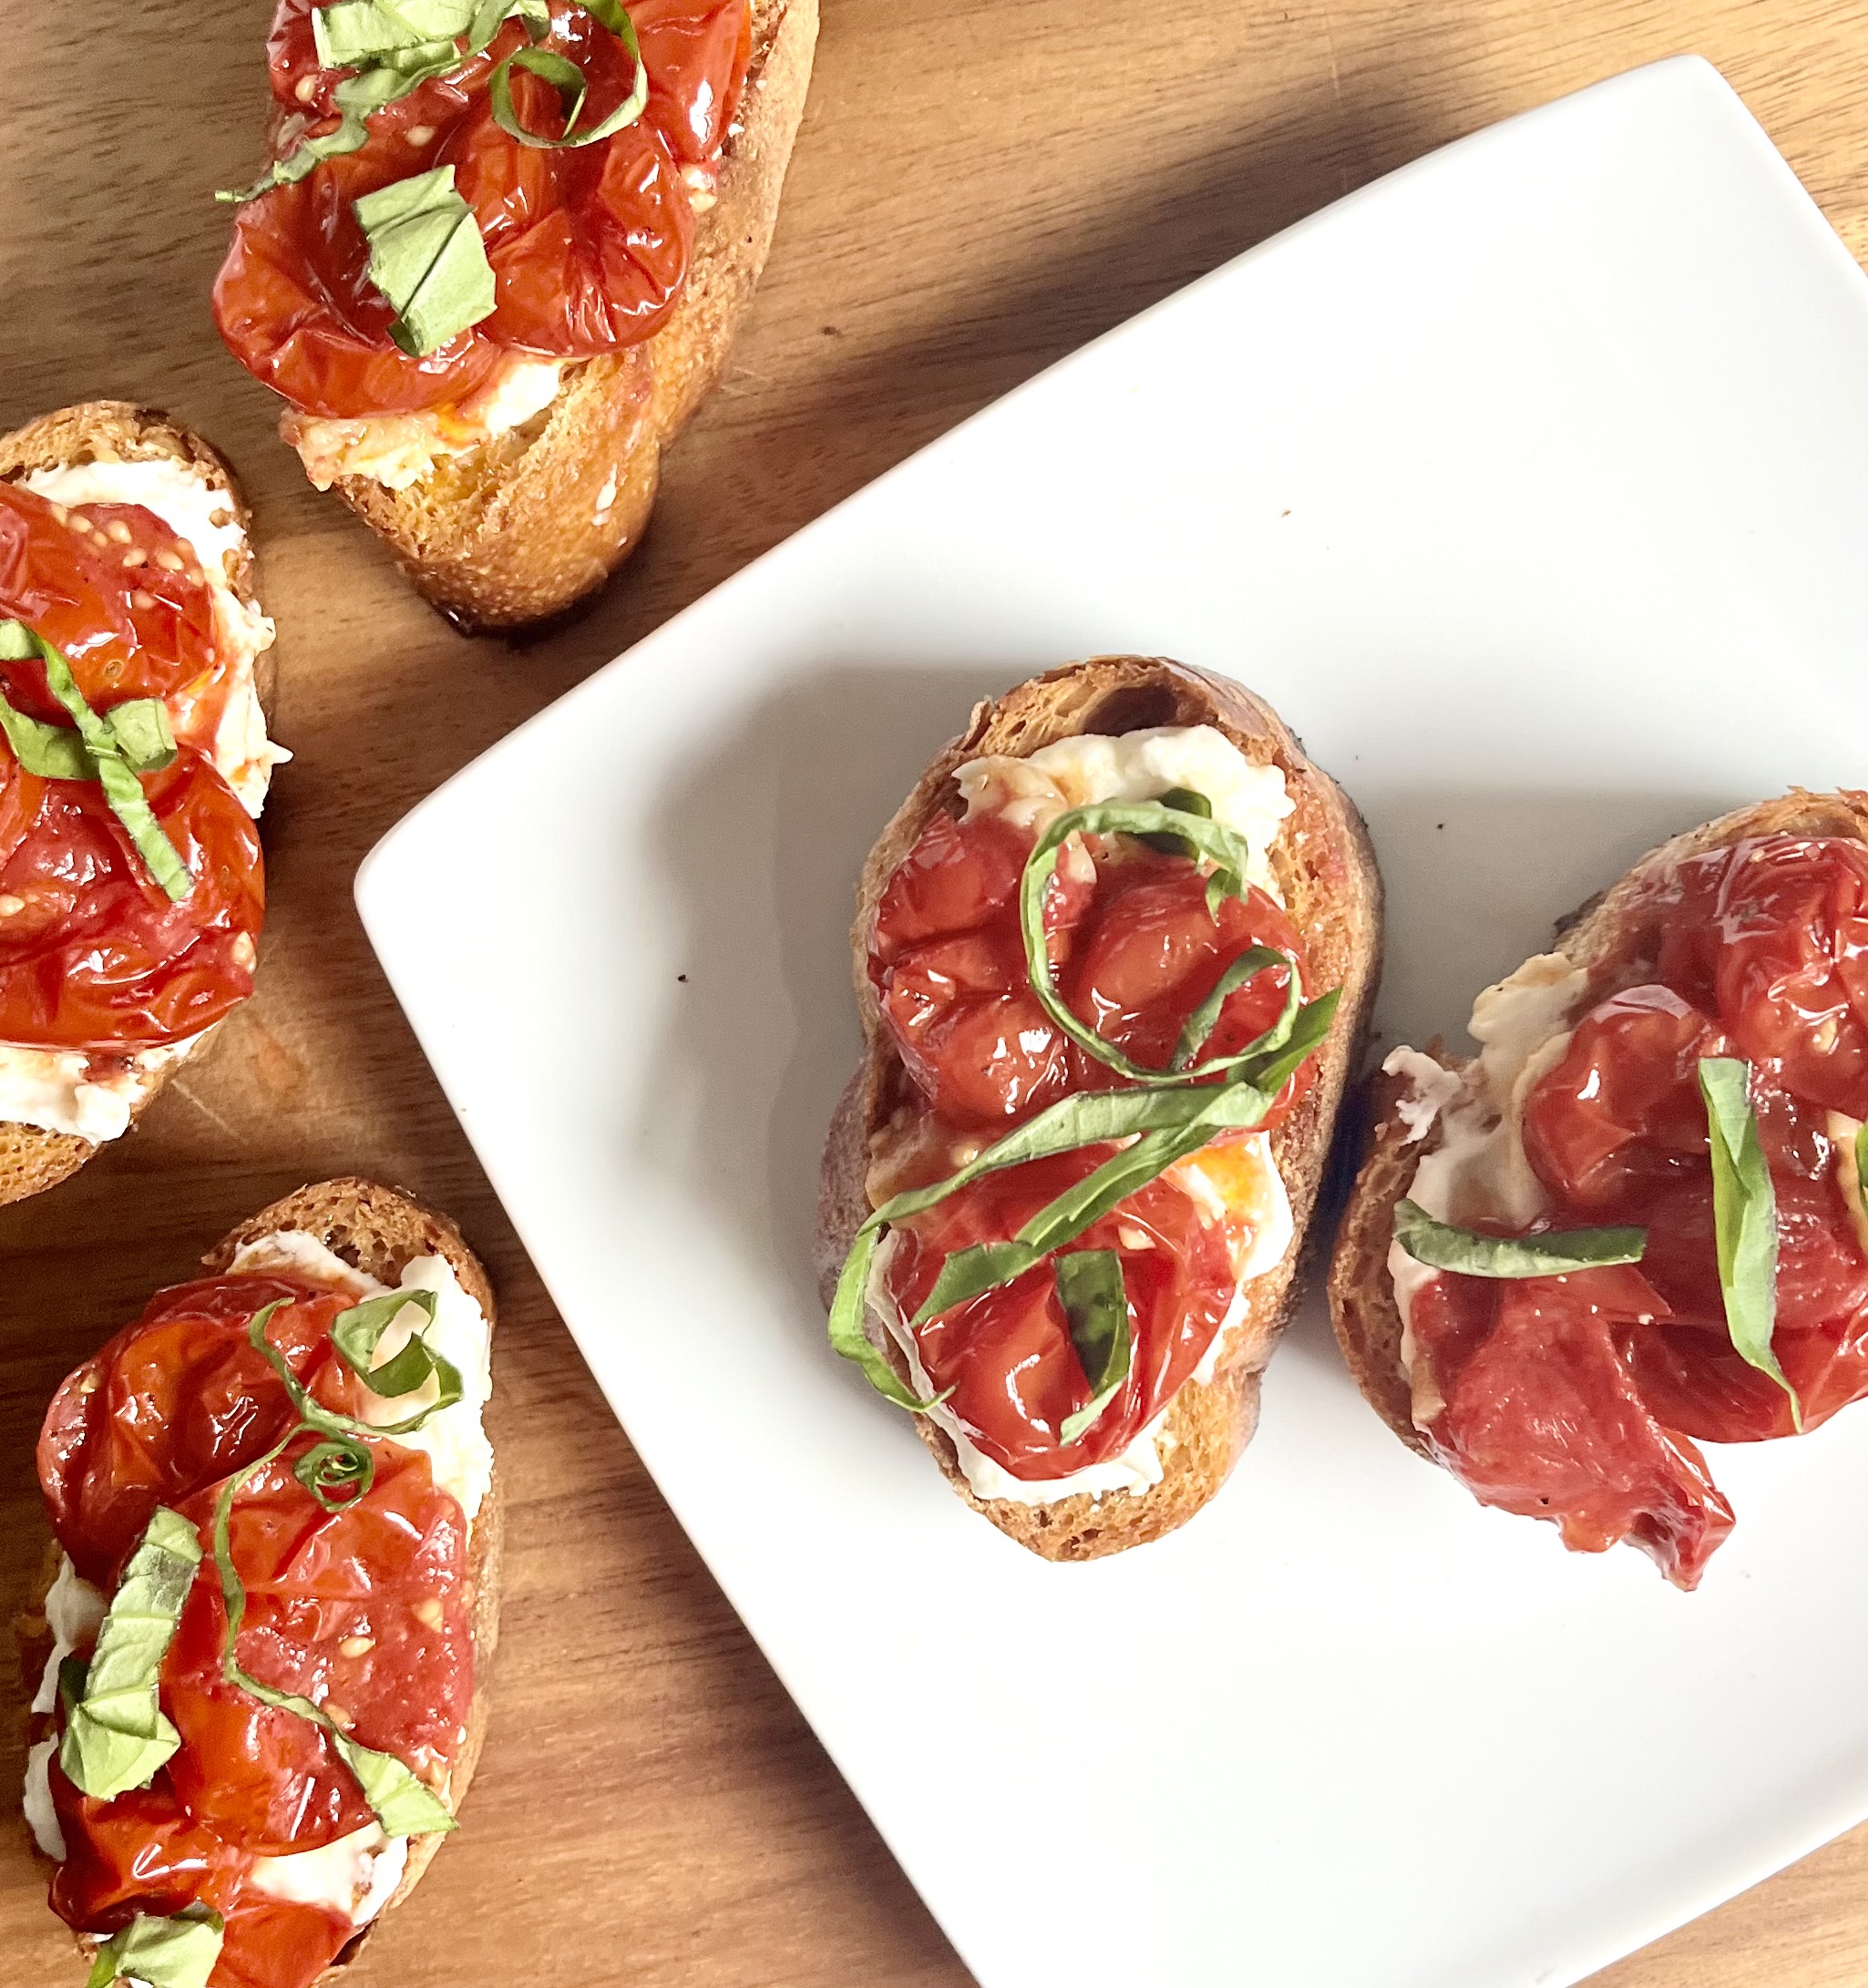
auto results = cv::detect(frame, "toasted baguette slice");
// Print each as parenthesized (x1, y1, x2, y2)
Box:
(323, 0, 817, 630)
(20, 1178, 499, 1983)
(0, 401, 270, 1209)
(1328, 788, 1868, 1454)
(816, 656, 1383, 1561)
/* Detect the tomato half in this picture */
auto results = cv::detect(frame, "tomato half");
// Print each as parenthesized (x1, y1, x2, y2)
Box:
(870, 812, 1316, 1132)
(886, 1149, 1237, 1477)
(163, 1440, 472, 1856)
(1408, 1266, 1735, 1588)
(37, 1276, 350, 1588)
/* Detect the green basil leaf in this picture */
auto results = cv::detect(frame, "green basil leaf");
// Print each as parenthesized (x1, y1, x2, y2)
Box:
(210, 1438, 457, 1839)
(248, 1293, 460, 1444)
(1699, 1058, 1801, 1428)
(0, 620, 190, 899)
(59, 1507, 201, 1801)
(0, 691, 92, 778)
(354, 165, 497, 357)
(1138, 784, 1212, 856)
(105, 698, 179, 773)
(1019, 800, 1286, 1085)
(1392, 1198, 1648, 1276)
(85, 1910, 224, 1988)
(1055, 1250, 1131, 1445)
(488, 6, 647, 151)
(1856, 1122, 1868, 1225)
(294, 1436, 377, 1511)
(313, 0, 478, 67)
(1168, 945, 1296, 1073)
(331, 1727, 457, 1835)
(330, 1287, 452, 1401)
(910, 1074, 1283, 1323)
(216, 109, 371, 205)
(826, 1224, 953, 1412)
(910, 1238, 1043, 1326)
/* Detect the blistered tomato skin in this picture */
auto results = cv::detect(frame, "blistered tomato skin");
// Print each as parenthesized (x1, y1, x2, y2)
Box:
(37, 1273, 478, 1988)
(163, 1440, 471, 1856)
(886, 1151, 1237, 1478)
(222, 0, 754, 418)
(0, 485, 266, 1056)
(1415, 834, 1868, 1585)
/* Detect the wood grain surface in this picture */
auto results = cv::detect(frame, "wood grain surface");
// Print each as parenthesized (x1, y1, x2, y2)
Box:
(4, 2, 1866, 1983)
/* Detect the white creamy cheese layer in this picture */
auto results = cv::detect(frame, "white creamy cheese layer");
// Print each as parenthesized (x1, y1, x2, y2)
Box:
(878, 724, 1300, 1505)
(227, 1230, 496, 1524)
(285, 354, 565, 491)
(956, 722, 1294, 903)
(31, 1555, 108, 1716)
(249, 1823, 408, 1927)
(1381, 953, 1591, 1426)
(3, 456, 286, 1145)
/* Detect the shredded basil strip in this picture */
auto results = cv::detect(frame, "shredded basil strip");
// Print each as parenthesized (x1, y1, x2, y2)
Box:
(1391, 1198, 1648, 1277)
(85, 1909, 225, 1988)
(1055, 1250, 1131, 1445)
(294, 1435, 378, 1511)
(314, 0, 482, 67)
(59, 1508, 200, 1801)
(248, 1289, 460, 1445)
(210, 1431, 457, 1839)
(0, 690, 175, 780)
(826, 1224, 954, 1413)
(1699, 1058, 1801, 1428)
(353, 165, 497, 357)
(330, 1286, 459, 1402)
(218, 0, 545, 203)
(0, 621, 190, 898)
(488, 0, 646, 150)
(909, 1072, 1290, 1324)
(1019, 800, 1276, 1084)
(1169, 945, 1298, 1073)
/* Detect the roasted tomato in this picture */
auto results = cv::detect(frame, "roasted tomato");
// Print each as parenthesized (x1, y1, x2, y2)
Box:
(1412, 834, 1868, 1584)
(163, 1440, 472, 1855)
(1408, 1266, 1735, 1588)
(223, 0, 753, 417)
(870, 813, 1315, 1131)
(885, 1149, 1237, 1478)
(0, 484, 265, 1053)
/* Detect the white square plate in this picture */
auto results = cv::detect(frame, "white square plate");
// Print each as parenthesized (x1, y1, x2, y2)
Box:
(357, 56, 1868, 1988)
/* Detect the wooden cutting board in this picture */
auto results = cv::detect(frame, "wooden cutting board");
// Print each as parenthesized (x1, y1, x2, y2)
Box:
(2, 2, 1864, 1983)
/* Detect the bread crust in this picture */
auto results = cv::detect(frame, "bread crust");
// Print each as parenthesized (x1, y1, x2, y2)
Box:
(325, 0, 819, 630)
(23, 1178, 498, 1983)
(0, 402, 268, 1208)
(1327, 788, 1868, 1450)
(816, 656, 1384, 1560)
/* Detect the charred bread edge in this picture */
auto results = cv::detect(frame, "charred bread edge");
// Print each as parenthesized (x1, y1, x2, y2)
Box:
(1325, 787, 1868, 1458)
(328, 0, 819, 630)
(0, 402, 268, 1208)
(19, 1177, 499, 1982)
(816, 655, 1384, 1562)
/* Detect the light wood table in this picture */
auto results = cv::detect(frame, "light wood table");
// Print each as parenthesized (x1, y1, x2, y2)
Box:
(3, 2, 1865, 1983)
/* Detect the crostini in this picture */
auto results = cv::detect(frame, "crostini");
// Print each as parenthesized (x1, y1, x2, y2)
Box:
(1329, 793, 1868, 1589)
(816, 657, 1382, 1560)
(23, 1179, 498, 1988)
(0, 403, 283, 1207)
(212, 0, 816, 630)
